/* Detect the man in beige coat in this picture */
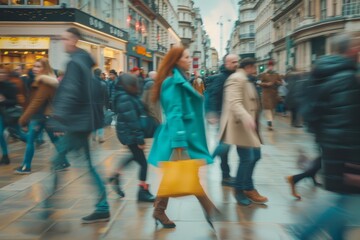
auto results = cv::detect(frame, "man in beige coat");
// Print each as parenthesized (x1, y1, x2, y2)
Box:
(219, 58, 268, 206)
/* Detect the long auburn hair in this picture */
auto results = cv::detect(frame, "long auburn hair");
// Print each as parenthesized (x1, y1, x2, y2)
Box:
(35, 58, 55, 77)
(152, 44, 186, 102)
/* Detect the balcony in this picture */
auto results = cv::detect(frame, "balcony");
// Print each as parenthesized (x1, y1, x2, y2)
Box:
(239, 33, 255, 39)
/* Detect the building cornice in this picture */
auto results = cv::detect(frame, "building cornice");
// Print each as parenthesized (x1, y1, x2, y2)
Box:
(272, 0, 301, 22)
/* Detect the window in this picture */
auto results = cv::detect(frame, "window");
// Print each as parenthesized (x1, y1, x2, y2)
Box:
(320, 0, 327, 20)
(249, 24, 255, 33)
(343, 0, 360, 16)
(249, 41, 255, 51)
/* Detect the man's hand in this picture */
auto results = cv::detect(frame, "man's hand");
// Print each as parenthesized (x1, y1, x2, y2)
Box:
(0, 94, 5, 102)
(244, 115, 256, 131)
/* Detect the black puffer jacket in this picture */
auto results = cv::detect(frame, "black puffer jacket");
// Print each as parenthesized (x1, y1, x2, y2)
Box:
(304, 55, 360, 193)
(207, 65, 235, 115)
(114, 76, 145, 146)
(50, 48, 104, 132)
(0, 81, 17, 109)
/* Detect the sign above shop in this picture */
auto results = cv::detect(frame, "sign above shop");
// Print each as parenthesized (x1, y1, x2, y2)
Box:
(0, 37, 50, 49)
(127, 42, 153, 60)
(0, 8, 128, 42)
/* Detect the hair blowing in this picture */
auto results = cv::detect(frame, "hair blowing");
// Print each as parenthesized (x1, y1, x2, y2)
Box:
(152, 45, 186, 102)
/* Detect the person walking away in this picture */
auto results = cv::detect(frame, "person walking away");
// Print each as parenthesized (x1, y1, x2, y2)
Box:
(297, 33, 360, 239)
(258, 60, 282, 130)
(108, 73, 155, 202)
(219, 58, 268, 206)
(47, 27, 109, 224)
(92, 68, 109, 143)
(206, 54, 239, 186)
(14, 58, 70, 174)
(148, 45, 217, 229)
(142, 71, 162, 123)
(0, 68, 18, 165)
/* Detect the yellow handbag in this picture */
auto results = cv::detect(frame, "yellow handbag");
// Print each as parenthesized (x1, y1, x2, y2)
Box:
(157, 149, 206, 198)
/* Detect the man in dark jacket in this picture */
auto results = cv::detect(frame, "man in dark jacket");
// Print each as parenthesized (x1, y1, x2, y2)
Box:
(92, 68, 109, 143)
(206, 53, 239, 186)
(298, 33, 360, 239)
(48, 28, 109, 224)
(107, 69, 118, 110)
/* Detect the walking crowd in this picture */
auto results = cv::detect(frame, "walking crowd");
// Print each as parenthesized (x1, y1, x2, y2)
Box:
(0, 28, 359, 239)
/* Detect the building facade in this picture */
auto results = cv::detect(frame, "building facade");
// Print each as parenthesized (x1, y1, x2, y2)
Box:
(177, 0, 195, 46)
(254, 0, 273, 73)
(238, 0, 257, 59)
(0, 4, 128, 73)
(272, 0, 360, 74)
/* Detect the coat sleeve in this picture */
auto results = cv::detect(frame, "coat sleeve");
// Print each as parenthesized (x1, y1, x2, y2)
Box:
(224, 76, 252, 123)
(19, 84, 50, 126)
(162, 80, 187, 149)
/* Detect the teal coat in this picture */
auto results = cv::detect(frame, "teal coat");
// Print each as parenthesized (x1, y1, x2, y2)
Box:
(148, 68, 213, 166)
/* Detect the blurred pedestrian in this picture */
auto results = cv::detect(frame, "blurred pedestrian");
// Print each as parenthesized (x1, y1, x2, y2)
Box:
(148, 45, 216, 229)
(14, 58, 70, 174)
(206, 54, 239, 186)
(92, 68, 109, 144)
(142, 71, 162, 123)
(192, 71, 205, 95)
(48, 27, 109, 224)
(297, 32, 360, 239)
(0, 68, 18, 165)
(108, 73, 155, 202)
(107, 69, 118, 111)
(258, 60, 282, 130)
(219, 58, 267, 206)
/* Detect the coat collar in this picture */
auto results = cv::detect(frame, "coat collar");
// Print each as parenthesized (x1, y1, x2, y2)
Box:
(172, 68, 201, 99)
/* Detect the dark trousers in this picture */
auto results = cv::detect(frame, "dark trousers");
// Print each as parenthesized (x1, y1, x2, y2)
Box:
(51, 132, 109, 213)
(234, 147, 261, 190)
(120, 144, 148, 181)
(293, 156, 322, 184)
(212, 142, 231, 179)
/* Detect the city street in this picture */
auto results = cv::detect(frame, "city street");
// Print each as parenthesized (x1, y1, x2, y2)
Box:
(0, 117, 359, 240)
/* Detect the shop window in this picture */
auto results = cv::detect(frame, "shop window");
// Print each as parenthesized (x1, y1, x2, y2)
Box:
(0, 0, 8, 5)
(44, 0, 58, 5)
(11, 0, 41, 4)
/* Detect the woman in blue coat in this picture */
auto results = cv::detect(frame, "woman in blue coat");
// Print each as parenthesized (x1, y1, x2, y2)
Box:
(148, 45, 215, 229)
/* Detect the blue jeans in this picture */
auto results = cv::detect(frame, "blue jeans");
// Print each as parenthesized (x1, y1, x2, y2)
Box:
(22, 119, 63, 168)
(51, 132, 109, 213)
(0, 115, 8, 155)
(212, 142, 231, 179)
(234, 147, 261, 190)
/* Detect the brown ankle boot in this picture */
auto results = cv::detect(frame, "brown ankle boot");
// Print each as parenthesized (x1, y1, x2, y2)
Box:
(153, 197, 176, 228)
(244, 189, 268, 204)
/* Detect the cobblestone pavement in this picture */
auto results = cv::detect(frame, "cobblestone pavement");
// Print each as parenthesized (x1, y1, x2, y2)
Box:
(0, 116, 358, 240)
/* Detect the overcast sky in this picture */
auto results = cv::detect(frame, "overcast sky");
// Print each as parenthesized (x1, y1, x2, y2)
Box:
(193, 0, 238, 58)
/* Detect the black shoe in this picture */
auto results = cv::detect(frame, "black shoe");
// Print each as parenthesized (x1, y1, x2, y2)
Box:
(221, 177, 236, 187)
(81, 212, 110, 224)
(0, 155, 10, 165)
(54, 162, 71, 172)
(108, 174, 125, 198)
(138, 184, 155, 202)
